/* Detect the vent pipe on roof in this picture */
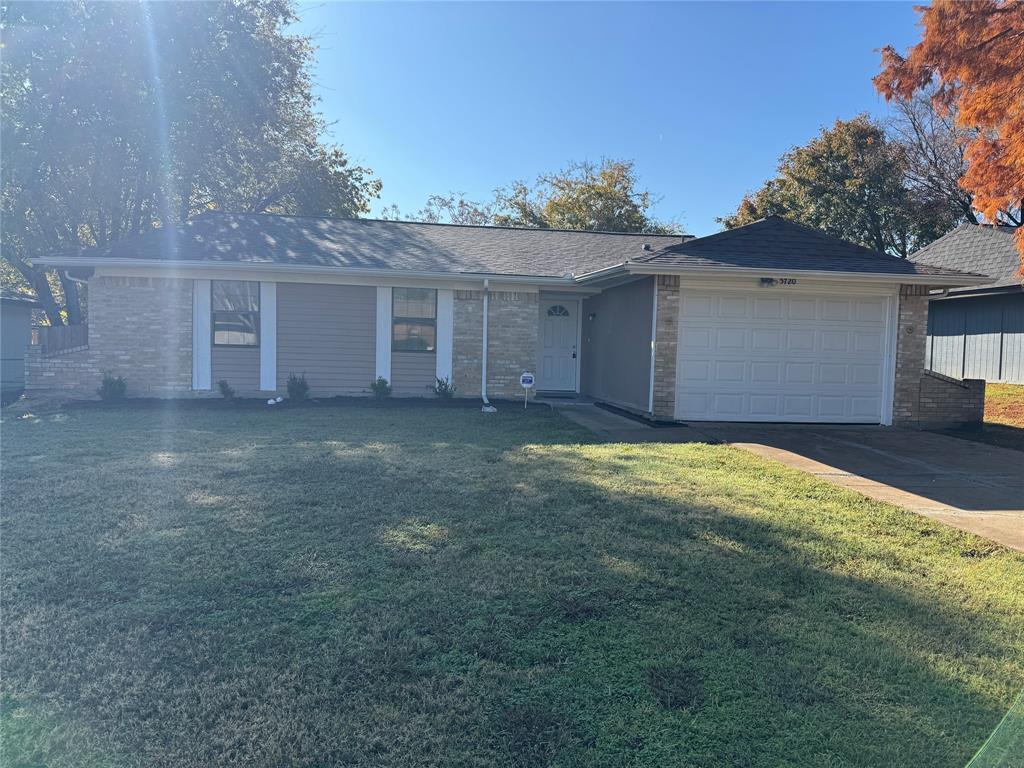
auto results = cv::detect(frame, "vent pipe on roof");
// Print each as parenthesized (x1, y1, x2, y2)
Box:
(642, 243, 652, 251)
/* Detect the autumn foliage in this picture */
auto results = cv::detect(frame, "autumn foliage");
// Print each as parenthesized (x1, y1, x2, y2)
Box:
(874, 0, 1024, 268)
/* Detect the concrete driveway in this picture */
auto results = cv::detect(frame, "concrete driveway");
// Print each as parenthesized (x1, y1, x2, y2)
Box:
(689, 423, 1024, 552)
(553, 404, 1023, 551)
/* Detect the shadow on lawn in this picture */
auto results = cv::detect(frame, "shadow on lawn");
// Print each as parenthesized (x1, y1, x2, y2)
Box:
(2, 407, 1021, 767)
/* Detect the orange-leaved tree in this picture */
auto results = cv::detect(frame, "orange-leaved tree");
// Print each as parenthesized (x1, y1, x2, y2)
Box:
(874, 0, 1024, 269)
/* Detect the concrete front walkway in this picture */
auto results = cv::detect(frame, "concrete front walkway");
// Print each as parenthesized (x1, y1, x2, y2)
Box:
(554, 404, 1024, 552)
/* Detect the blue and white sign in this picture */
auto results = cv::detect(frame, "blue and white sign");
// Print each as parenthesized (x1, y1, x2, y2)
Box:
(520, 372, 535, 389)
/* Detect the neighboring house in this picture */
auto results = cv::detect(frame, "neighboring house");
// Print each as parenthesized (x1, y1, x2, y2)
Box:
(29, 213, 988, 425)
(1, 293, 41, 403)
(909, 223, 1024, 384)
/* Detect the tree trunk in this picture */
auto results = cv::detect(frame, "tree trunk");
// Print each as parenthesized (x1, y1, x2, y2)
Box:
(10, 257, 65, 326)
(59, 272, 84, 325)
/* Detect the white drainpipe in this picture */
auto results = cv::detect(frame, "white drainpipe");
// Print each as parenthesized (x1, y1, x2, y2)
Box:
(481, 278, 496, 412)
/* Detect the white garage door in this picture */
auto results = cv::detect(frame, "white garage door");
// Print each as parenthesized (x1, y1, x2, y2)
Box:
(675, 288, 893, 423)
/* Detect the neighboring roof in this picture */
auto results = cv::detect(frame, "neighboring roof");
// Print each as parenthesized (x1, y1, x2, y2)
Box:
(629, 216, 984, 281)
(40, 211, 684, 279)
(908, 223, 1022, 294)
(0, 292, 41, 308)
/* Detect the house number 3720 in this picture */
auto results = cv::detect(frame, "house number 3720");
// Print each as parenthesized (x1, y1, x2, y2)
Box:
(777, 278, 798, 285)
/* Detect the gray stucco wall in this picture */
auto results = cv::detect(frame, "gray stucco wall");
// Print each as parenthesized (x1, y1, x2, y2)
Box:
(927, 292, 1024, 384)
(276, 282, 376, 396)
(580, 277, 654, 412)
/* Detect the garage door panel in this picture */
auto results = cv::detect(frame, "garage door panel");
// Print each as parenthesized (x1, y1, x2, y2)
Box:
(751, 361, 781, 383)
(822, 300, 851, 321)
(753, 297, 783, 318)
(716, 328, 746, 350)
(676, 288, 890, 423)
(820, 331, 849, 352)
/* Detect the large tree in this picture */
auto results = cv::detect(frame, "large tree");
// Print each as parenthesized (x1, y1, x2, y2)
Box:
(385, 159, 677, 234)
(875, 0, 1024, 260)
(1, 0, 381, 325)
(888, 91, 980, 225)
(718, 115, 961, 257)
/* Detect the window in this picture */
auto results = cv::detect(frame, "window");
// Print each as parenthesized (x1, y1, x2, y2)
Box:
(212, 281, 260, 346)
(547, 305, 570, 317)
(392, 287, 436, 352)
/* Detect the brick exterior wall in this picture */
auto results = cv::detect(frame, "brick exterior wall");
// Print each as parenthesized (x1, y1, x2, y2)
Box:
(26, 276, 193, 398)
(916, 371, 985, 425)
(452, 289, 538, 399)
(893, 284, 984, 426)
(651, 275, 680, 420)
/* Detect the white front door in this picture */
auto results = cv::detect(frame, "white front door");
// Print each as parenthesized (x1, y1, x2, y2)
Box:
(675, 287, 893, 423)
(538, 299, 578, 391)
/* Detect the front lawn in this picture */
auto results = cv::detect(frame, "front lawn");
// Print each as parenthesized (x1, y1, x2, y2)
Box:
(2, 404, 1022, 767)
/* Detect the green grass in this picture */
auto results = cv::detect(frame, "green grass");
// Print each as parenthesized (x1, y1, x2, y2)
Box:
(2, 403, 1022, 767)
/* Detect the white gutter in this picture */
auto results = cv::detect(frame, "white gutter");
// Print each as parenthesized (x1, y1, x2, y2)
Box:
(35, 257, 578, 287)
(481, 279, 496, 413)
(621, 263, 990, 287)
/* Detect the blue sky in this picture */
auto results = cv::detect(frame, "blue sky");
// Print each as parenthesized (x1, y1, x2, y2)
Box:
(294, 1, 921, 236)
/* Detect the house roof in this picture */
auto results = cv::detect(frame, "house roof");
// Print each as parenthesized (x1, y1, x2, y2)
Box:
(42, 211, 684, 279)
(39, 211, 983, 286)
(628, 216, 983, 280)
(908, 223, 1022, 294)
(0, 292, 41, 308)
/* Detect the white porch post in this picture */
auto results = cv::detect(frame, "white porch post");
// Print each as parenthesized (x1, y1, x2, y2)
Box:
(436, 288, 454, 384)
(192, 279, 211, 390)
(259, 281, 277, 391)
(375, 286, 392, 382)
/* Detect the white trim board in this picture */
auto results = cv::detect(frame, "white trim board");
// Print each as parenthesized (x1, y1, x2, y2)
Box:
(375, 286, 392, 382)
(259, 281, 277, 391)
(192, 279, 212, 390)
(435, 289, 454, 384)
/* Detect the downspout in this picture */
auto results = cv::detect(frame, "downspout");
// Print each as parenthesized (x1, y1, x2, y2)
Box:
(481, 278, 497, 412)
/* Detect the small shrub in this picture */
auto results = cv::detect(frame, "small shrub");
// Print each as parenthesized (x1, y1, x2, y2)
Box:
(370, 376, 392, 399)
(97, 372, 127, 402)
(217, 379, 235, 399)
(434, 376, 457, 399)
(287, 372, 310, 401)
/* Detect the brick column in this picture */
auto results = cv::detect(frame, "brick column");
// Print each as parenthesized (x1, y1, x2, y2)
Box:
(892, 285, 929, 424)
(651, 275, 680, 420)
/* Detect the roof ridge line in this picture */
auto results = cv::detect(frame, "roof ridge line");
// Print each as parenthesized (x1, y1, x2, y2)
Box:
(195, 210, 688, 239)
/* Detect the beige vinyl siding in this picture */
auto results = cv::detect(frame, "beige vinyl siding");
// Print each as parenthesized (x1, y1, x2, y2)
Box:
(580, 277, 654, 412)
(276, 283, 376, 395)
(391, 351, 436, 396)
(212, 346, 260, 392)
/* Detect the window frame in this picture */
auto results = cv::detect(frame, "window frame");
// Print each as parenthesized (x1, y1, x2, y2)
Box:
(211, 280, 261, 348)
(391, 287, 438, 354)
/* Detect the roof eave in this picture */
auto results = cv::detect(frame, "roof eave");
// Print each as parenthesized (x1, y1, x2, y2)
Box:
(622, 262, 990, 287)
(35, 257, 580, 286)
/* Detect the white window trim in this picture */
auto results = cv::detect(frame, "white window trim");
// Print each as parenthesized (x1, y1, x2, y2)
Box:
(259, 282, 277, 391)
(375, 286, 392, 382)
(192, 279, 212, 390)
(436, 288, 454, 384)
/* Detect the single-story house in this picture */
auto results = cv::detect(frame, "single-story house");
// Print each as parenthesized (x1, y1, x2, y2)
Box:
(28, 212, 989, 425)
(1, 292, 41, 403)
(908, 223, 1024, 384)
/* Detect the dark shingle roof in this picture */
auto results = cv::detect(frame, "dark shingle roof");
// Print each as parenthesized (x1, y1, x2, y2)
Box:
(633, 216, 981, 279)
(908, 223, 1022, 292)
(51, 212, 683, 279)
